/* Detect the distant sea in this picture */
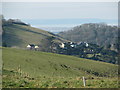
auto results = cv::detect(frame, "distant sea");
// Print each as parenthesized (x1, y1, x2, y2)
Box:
(38, 26, 73, 34)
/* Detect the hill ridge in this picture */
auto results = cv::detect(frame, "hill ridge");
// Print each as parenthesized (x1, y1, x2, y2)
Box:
(2, 22, 68, 49)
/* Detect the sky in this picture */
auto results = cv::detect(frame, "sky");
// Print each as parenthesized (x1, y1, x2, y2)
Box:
(2, 2, 118, 19)
(1, 0, 120, 2)
(1, 2, 118, 32)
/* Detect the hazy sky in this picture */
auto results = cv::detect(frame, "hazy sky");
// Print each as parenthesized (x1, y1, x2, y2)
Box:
(1, 2, 118, 31)
(2, 2, 118, 20)
(1, 0, 119, 2)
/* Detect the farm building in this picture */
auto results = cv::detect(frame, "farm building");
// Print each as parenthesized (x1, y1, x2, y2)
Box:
(59, 43, 65, 48)
(27, 44, 39, 50)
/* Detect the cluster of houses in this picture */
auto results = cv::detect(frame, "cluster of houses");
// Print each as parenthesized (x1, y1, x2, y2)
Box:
(59, 42, 89, 49)
(77, 42, 89, 47)
(26, 41, 89, 52)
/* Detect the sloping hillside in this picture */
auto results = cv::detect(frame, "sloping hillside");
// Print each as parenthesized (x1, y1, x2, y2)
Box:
(3, 47, 118, 77)
(58, 23, 118, 51)
(2, 23, 67, 48)
(2, 47, 118, 88)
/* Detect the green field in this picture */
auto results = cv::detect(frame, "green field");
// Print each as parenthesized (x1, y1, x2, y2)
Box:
(2, 47, 118, 88)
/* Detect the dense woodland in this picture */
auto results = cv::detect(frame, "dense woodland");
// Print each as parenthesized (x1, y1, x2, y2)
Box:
(58, 23, 119, 52)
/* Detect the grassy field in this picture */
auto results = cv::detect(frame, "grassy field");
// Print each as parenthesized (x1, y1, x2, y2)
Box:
(3, 69, 118, 88)
(2, 47, 118, 88)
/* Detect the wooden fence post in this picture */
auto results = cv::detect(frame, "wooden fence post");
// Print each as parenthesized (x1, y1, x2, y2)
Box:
(83, 76, 86, 87)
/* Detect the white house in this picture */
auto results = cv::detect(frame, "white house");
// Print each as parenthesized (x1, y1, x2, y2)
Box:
(85, 43, 89, 47)
(77, 42, 82, 45)
(70, 42, 73, 44)
(27, 44, 35, 49)
(35, 45, 39, 49)
(70, 44, 76, 48)
(59, 43, 65, 48)
(27, 44, 31, 48)
(34, 45, 39, 50)
(71, 45, 74, 47)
